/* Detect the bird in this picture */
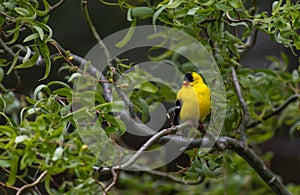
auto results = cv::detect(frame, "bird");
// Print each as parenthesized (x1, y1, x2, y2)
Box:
(174, 72, 211, 130)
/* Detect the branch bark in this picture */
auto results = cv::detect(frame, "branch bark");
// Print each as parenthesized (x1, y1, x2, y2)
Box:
(81, 0, 112, 68)
(16, 171, 48, 195)
(230, 66, 249, 142)
(95, 121, 193, 172)
(247, 94, 299, 129)
(224, 137, 292, 195)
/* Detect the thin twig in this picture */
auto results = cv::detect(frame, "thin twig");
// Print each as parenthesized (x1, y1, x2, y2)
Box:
(81, 0, 112, 67)
(104, 169, 120, 194)
(0, 181, 19, 191)
(50, 40, 113, 102)
(16, 171, 48, 195)
(230, 66, 249, 142)
(225, 11, 252, 23)
(132, 165, 205, 185)
(247, 94, 299, 128)
(175, 148, 197, 174)
(48, 0, 65, 14)
(0, 38, 23, 61)
(94, 121, 192, 172)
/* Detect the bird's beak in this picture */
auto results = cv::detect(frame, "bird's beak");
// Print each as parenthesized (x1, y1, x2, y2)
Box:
(182, 80, 190, 86)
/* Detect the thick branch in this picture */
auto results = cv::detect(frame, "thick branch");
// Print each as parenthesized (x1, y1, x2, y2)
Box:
(224, 137, 292, 195)
(102, 108, 291, 194)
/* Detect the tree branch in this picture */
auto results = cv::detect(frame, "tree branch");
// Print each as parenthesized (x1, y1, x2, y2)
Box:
(247, 94, 299, 129)
(224, 137, 292, 195)
(94, 121, 193, 172)
(104, 169, 120, 194)
(0, 38, 24, 61)
(81, 0, 112, 67)
(99, 109, 291, 194)
(132, 165, 205, 185)
(230, 66, 249, 142)
(16, 171, 48, 195)
(48, 0, 65, 14)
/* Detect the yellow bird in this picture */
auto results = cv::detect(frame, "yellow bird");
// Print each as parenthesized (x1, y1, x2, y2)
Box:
(174, 72, 211, 127)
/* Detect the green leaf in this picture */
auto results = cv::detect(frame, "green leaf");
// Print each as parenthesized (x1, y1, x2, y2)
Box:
(110, 100, 125, 112)
(153, 6, 166, 26)
(39, 43, 51, 80)
(187, 7, 199, 15)
(22, 46, 31, 63)
(33, 26, 44, 40)
(0, 67, 3, 82)
(23, 33, 40, 42)
(164, 0, 183, 8)
(53, 88, 73, 98)
(48, 81, 72, 89)
(202, 0, 215, 6)
(15, 47, 40, 69)
(113, 117, 126, 134)
(115, 20, 136, 48)
(272, 0, 282, 15)
(33, 84, 50, 99)
(20, 146, 35, 169)
(0, 159, 10, 168)
(7, 153, 19, 185)
(131, 7, 154, 18)
(68, 72, 83, 82)
(6, 23, 22, 44)
(127, 8, 133, 21)
(14, 7, 30, 16)
(36, 116, 47, 131)
(36, 0, 50, 16)
(138, 82, 159, 93)
(60, 104, 71, 116)
(52, 147, 64, 161)
(214, 3, 233, 11)
(105, 126, 118, 135)
(15, 135, 28, 144)
(228, 0, 242, 8)
(7, 49, 21, 75)
(292, 69, 299, 82)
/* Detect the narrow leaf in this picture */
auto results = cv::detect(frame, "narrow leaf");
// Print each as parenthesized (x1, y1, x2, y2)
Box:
(115, 20, 137, 48)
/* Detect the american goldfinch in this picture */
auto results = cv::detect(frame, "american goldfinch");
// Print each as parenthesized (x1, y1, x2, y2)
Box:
(174, 72, 211, 126)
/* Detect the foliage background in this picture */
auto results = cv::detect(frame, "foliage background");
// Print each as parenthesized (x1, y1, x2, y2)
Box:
(0, 0, 299, 194)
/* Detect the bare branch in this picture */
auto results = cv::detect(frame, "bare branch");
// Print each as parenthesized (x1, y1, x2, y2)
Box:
(81, 0, 112, 67)
(0, 38, 23, 61)
(132, 165, 205, 185)
(16, 171, 48, 195)
(224, 137, 292, 195)
(230, 66, 249, 142)
(104, 169, 120, 194)
(0, 181, 19, 191)
(94, 121, 193, 172)
(225, 11, 252, 23)
(48, 0, 65, 14)
(103, 108, 291, 194)
(247, 94, 299, 129)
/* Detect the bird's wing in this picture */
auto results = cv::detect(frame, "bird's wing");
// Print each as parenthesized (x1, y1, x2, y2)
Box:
(174, 99, 182, 125)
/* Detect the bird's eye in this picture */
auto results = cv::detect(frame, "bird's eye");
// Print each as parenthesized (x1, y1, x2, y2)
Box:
(184, 72, 194, 82)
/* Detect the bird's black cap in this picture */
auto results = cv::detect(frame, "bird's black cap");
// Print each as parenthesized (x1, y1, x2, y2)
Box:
(184, 72, 194, 82)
